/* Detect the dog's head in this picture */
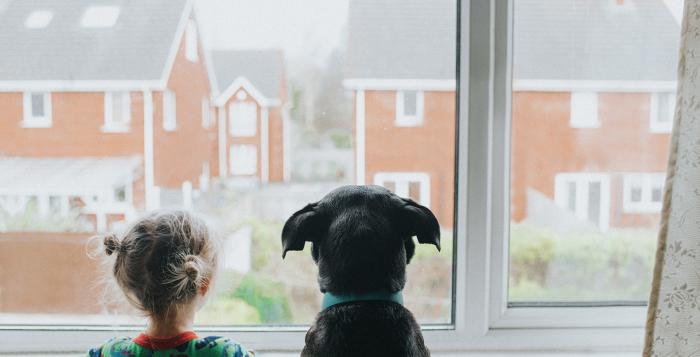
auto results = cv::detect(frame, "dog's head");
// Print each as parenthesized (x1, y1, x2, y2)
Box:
(281, 185, 440, 294)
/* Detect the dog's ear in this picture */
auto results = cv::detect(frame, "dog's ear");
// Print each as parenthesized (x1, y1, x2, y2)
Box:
(281, 202, 325, 258)
(399, 198, 441, 251)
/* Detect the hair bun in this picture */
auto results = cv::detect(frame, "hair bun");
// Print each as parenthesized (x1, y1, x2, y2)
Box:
(104, 234, 121, 256)
(183, 255, 201, 282)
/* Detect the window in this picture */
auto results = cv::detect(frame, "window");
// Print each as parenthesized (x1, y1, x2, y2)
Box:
(22, 92, 51, 127)
(553, 173, 610, 231)
(103, 92, 131, 132)
(373, 172, 430, 207)
(186, 19, 199, 62)
(623, 173, 665, 213)
(25, 10, 53, 29)
(80, 6, 120, 28)
(163, 90, 177, 131)
(229, 144, 257, 175)
(229, 101, 257, 136)
(650, 92, 675, 133)
(201, 97, 212, 128)
(569, 92, 599, 128)
(395, 90, 424, 126)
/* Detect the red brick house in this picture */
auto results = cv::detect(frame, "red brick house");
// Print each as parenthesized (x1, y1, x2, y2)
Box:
(344, 0, 457, 228)
(345, 0, 679, 232)
(210, 50, 288, 183)
(0, 0, 215, 230)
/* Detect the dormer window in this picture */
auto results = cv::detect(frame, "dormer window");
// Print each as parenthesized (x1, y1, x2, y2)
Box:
(80, 6, 120, 28)
(186, 19, 199, 62)
(25, 10, 53, 29)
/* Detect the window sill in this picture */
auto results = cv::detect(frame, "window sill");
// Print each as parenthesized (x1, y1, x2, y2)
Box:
(395, 117, 424, 127)
(101, 124, 130, 133)
(21, 120, 52, 128)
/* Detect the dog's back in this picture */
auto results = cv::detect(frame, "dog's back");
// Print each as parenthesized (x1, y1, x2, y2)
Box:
(301, 301, 430, 357)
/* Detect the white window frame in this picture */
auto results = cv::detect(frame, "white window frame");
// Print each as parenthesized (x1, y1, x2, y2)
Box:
(102, 92, 131, 132)
(570, 91, 600, 128)
(229, 144, 257, 176)
(395, 90, 425, 126)
(373, 172, 431, 207)
(163, 89, 177, 131)
(554, 172, 611, 232)
(201, 97, 212, 129)
(229, 101, 257, 137)
(185, 19, 199, 62)
(649, 92, 675, 133)
(623, 173, 665, 213)
(0, 1, 648, 354)
(22, 92, 52, 128)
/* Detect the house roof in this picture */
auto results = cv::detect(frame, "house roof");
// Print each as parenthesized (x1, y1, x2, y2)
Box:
(211, 50, 284, 104)
(0, 0, 189, 84)
(344, 0, 679, 83)
(0, 156, 141, 196)
(345, 0, 456, 81)
(514, 0, 680, 82)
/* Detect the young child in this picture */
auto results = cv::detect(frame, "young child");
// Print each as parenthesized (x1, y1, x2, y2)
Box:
(87, 209, 254, 356)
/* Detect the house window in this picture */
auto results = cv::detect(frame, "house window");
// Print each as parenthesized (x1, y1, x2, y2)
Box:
(80, 6, 120, 28)
(395, 90, 424, 126)
(229, 101, 257, 137)
(554, 173, 611, 231)
(201, 97, 211, 129)
(650, 92, 675, 133)
(163, 90, 177, 131)
(230, 145, 257, 175)
(569, 92, 599, 128)
(186, 19, 199, 62)
(373, 172, 430, 207)
(103, 92, 131, 132)
(25, 10, 53, 29)
(623, 173, 665, 213)
(22, 92, 51, 128)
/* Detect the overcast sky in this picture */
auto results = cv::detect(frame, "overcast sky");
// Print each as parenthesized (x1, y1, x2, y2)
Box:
(195, 0, 349, 65)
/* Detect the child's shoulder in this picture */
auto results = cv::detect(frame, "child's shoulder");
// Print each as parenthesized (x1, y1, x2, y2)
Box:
(87, 337, 135, 357)
(192, 336, 255, 356)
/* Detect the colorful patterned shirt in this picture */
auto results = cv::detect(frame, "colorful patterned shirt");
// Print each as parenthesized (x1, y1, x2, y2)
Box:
(88, 331, 255, 357)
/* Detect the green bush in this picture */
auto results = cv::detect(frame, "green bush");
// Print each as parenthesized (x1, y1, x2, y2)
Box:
(232, 274, 293, 323)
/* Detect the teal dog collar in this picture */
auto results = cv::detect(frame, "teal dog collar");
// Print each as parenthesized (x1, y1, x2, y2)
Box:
(322, 291, 404, 310)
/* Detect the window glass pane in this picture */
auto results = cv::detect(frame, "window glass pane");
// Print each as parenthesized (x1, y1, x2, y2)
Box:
(0, 0, 456, 327)
(31, 93, 44, 117)
(403, 91, 417, 116)
(510, 0, 679, 304)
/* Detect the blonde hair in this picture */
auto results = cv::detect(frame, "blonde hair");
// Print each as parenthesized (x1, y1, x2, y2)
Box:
(99, 209, 218, 318)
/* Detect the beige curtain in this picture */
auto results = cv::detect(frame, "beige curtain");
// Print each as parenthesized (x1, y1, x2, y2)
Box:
(644, 1, 700, 355)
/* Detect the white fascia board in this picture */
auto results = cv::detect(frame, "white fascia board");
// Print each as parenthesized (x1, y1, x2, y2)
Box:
(513, 79, 677, 92)
(342, 78, 456, 91)
(214, 76, 280, 107)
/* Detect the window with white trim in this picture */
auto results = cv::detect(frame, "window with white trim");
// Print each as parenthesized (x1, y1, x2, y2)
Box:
(229, 101, 257, 137)
(553, 173, 610, 231)
(569, 91, 599, 128)
(163, 89, 177, 131)
(22, 92, 51, 128)
(103, 92, 131, 132)
(25, 10, 53, 29)
(395, 90, 424, 126)
(186, 19, 199, 62)
(80, 6, 120, 28)
(623, 173, 665, 213)
(201, 97, 212, 128)
(229, 144, 257, 175)
(373, 172, 430, 207)
(650, 92, 675, 133)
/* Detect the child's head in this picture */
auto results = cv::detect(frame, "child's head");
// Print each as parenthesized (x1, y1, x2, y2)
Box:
(101, 209, 218, 318)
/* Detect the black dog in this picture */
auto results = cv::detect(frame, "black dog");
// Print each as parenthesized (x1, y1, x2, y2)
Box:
(282, 185, 440, 356)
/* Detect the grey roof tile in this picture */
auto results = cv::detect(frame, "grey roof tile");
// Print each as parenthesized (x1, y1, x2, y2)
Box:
(211, 49, 284, 100)
(0, 0, 188, 81)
